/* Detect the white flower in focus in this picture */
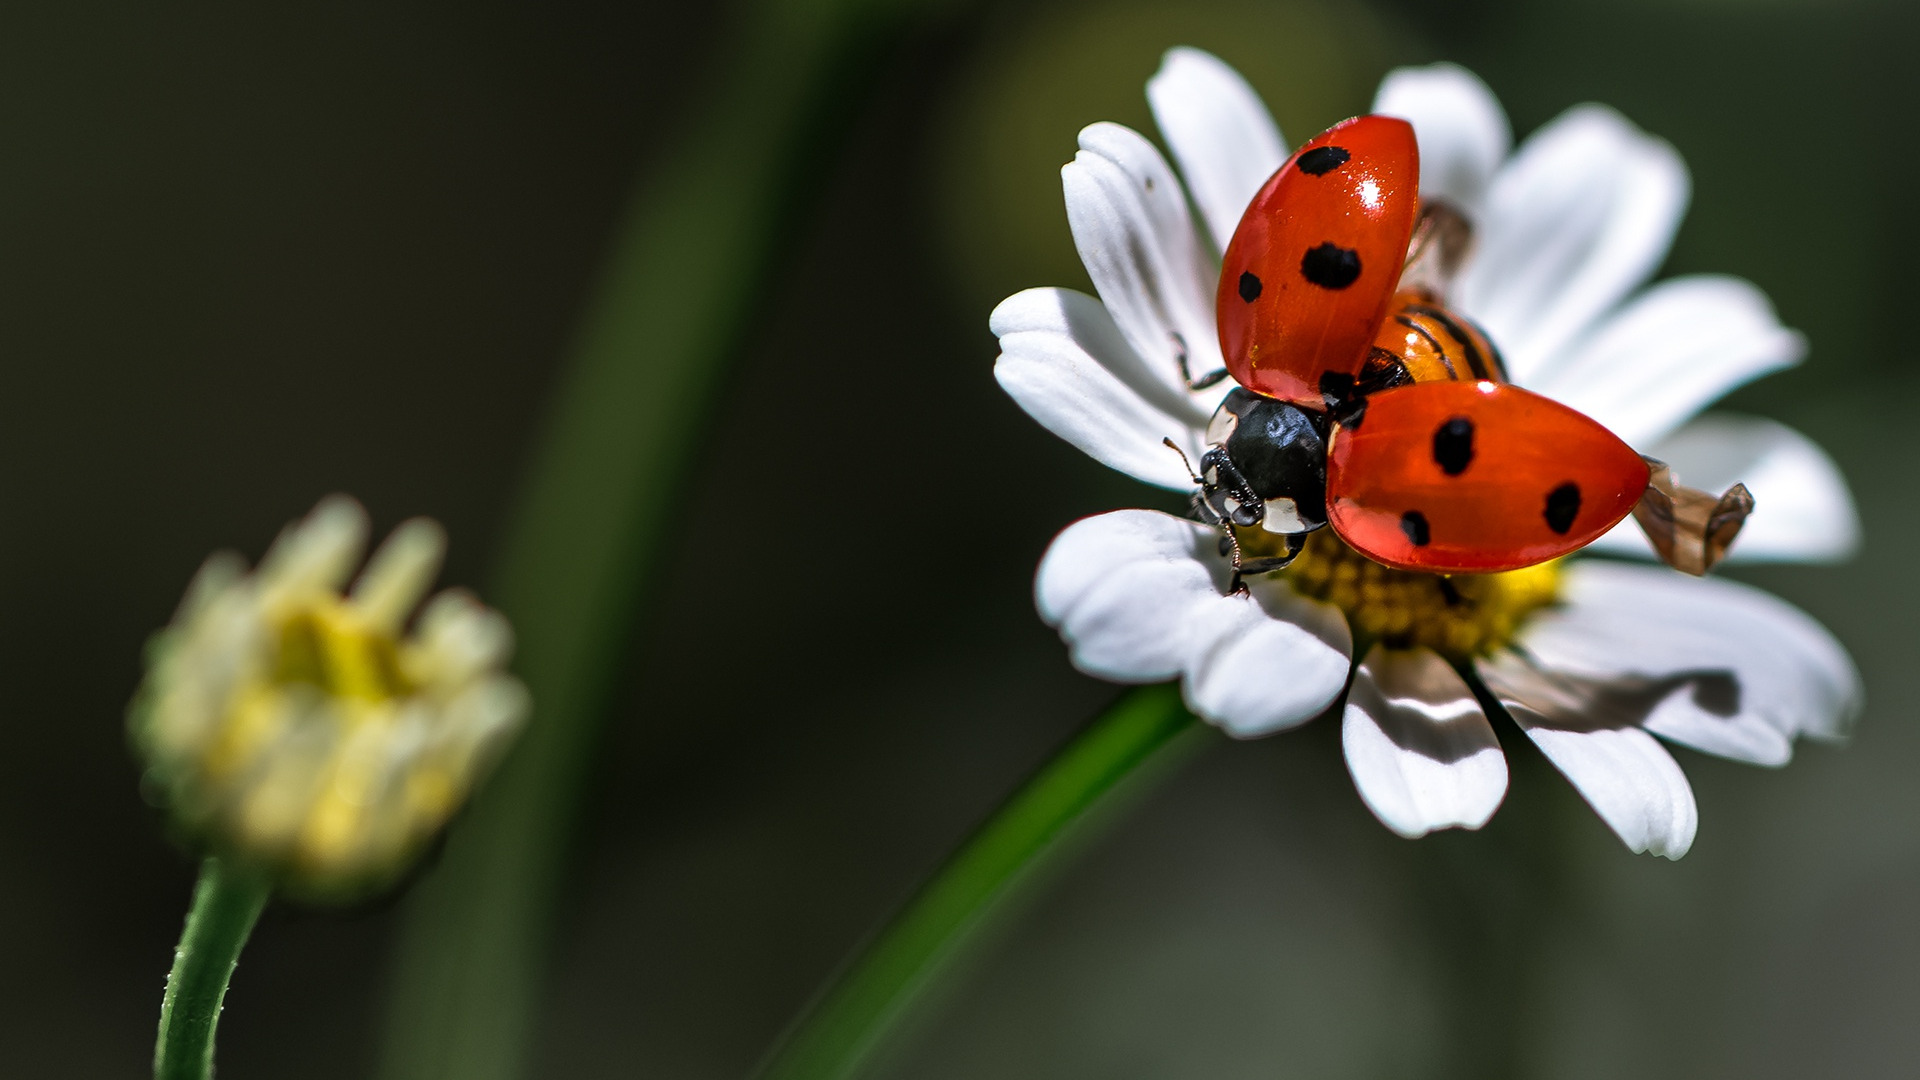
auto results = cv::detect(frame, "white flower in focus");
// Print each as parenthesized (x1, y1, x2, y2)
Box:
(131, 496, 529, 900)
(993, 48, 1862, 858)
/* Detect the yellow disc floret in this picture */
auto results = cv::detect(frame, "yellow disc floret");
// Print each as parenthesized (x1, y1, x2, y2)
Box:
(1266, 526, 1559, 660)
(131, 496, 529, 903)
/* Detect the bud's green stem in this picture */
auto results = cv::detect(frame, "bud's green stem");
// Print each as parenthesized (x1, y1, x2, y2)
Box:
(154, 858, 271, 1080)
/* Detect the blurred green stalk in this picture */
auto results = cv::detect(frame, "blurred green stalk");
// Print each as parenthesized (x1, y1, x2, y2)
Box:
(376, 2, 951, 1079)
(153, 858, 270, 1080)
(755, 685, 1202, 1080)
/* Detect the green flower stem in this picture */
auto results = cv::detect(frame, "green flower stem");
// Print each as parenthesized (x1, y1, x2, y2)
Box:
(376, 2, 958, 1079)
(153, 858, 271, 1080)
(755, 685, 1203, 1080)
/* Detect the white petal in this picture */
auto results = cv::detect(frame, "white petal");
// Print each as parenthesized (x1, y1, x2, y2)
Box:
(351, 518, 447, 631)
(1036, 510, 1222, 680)
(1146, 47, 1288, 254)
(992, 287, 1209, 490)
(1035, 509, 1352, 735)
(1063, 122, 1229, 409)
(1498, 560, 1859, 767)
(1586, 415, 1859, 564)
(1181, 572, 1352, 738)
(1514, 717, 1698, 859)
(258, 494, 370, 594)
(1459, 105, 1689, 385)
(1371, 63, 1510, 221)
(1525, 276, 1803, 447)
(1341, 645, 1507, 838)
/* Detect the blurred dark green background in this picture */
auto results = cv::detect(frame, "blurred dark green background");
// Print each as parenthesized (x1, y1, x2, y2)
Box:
(3, 0, 1917, 1076)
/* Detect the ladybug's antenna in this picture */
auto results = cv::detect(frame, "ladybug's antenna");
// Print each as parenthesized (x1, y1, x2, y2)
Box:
(1163, 437, 1203, 487)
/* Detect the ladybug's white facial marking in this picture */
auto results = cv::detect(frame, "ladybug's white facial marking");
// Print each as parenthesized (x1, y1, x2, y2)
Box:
(1261, 497, 1311, 534)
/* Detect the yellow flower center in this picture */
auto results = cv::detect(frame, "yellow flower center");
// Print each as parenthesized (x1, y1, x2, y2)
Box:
(271, 595, 413, 702)
(182, 593, 425, 889)
(202, 592, 411, 784)
(1241, 526, 1560, 660)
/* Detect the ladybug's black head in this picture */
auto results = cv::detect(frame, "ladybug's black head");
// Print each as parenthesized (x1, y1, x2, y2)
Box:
(1198, 388, 1329, 534)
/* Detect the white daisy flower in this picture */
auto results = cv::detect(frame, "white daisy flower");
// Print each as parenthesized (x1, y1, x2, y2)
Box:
(992, 48, 1862, 858)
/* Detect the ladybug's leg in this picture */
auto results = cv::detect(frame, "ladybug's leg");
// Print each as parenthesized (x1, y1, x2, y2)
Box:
(1219, 529, 1304, 596)
(1219, 530, 1254, 596)
(1164, 437, 1301, 593)
(1171, 331, 1230, 391)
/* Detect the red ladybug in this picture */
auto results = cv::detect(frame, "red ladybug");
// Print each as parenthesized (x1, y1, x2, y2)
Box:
(1198, 115, 1652, 575)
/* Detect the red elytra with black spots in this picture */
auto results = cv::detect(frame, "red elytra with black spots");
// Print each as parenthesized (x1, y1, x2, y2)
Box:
(1217, 116, 1419, 405)
(1326, 381, 1650, 573)
(1216, 115, 1651, 574)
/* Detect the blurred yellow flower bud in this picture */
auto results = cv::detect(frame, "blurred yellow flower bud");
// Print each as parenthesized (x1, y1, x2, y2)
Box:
(131, 496, 529, 902)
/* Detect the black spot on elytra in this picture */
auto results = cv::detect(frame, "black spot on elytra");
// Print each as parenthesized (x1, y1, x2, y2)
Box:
(1401, 510, 1430, 547)
(1318, 371, 1355, 410)
(1432, 417, 1474, 476)
(1544, 483, 1582, 534)
(1301, 243, 1361, 289)
(1238, 271, 1262, 302)
(1296, 145, 1350, 176)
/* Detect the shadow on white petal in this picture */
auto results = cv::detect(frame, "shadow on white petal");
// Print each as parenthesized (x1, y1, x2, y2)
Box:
(1180, 573, 1351, 739)
(1578, 561, 1854, 743)
(1372, 63, 1510, 221)
(1342, 645, 1507, 838)
(1460, 104, 1689, 385)
(1478, 652, 1697, 857)
(1528, 276, 1803, 447)
(1483, 559, 1857, 776)
(1146, 46, 1288, 254)
(1063, 122, 1227, 415)
(993, 287, 1209, 490)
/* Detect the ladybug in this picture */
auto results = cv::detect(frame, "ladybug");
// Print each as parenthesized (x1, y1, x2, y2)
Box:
(1194, 114, 1662, 576)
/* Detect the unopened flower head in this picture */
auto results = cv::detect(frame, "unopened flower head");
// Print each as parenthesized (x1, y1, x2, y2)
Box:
(131, 496, 529, 901)
(995, 49, 1863, 858)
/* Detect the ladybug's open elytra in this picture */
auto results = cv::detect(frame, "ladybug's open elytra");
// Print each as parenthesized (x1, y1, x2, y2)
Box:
(1187, 114, 1752, 580)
